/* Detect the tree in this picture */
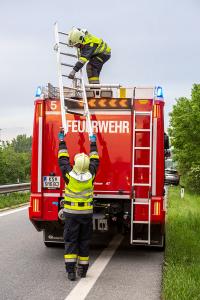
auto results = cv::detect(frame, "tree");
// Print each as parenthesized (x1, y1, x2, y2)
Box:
(11, 134, 32, 153)
(0, 135, 32, 184)
(169, 84, 200, 192)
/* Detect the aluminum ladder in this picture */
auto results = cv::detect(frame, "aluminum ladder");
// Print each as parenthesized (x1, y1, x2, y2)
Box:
(130, 110, 153, 245)
(54, 22, 93, 137)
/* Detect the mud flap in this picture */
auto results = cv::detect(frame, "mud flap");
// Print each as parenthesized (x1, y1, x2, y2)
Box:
(43, 227, 64, 244)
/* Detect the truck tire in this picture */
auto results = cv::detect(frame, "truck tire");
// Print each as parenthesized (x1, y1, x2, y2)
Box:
(158, 234, 165, 251)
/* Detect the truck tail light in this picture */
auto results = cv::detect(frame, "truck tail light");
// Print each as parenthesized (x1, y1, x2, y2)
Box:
(29, 195, 42, 218)
(153, 201, 161, 216)
(33, 198, 40, 213)
(153, 104, 160, 118)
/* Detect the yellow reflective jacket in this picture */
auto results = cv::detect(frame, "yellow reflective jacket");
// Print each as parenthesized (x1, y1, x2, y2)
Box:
(74, 32, 111, 71)
(58, 141, 99, 215)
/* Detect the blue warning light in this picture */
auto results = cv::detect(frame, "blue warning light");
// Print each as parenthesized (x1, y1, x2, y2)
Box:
(35, 86, 42, 97)
(156, 86, 164, 98)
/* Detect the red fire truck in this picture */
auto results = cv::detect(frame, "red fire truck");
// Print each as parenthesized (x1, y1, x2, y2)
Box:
(29, 84, 166, 248)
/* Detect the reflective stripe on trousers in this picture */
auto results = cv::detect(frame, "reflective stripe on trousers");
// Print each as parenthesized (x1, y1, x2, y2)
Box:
(64, 254, 77, 263)
(78, 256, 89, 265)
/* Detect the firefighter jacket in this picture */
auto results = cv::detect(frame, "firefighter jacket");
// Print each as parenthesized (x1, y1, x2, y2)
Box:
(73, 32, 111, 73)
(58, 141, 99, 215)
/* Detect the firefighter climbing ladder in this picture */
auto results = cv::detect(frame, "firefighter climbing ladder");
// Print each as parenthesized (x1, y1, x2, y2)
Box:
(131, 109, 153, 245)
(54, 22, 93, 137)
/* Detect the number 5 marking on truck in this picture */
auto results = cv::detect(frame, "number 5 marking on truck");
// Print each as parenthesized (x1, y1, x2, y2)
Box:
(50, 101, 57, 110)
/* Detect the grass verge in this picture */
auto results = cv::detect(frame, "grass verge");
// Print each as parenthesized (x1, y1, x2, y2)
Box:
(162, 186, 200, 300)
(0, 192, 30, 210)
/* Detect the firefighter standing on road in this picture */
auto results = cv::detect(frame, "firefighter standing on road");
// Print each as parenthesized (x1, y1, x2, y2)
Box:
(67, 27, 111, 84)
(58, 131, 99, 281)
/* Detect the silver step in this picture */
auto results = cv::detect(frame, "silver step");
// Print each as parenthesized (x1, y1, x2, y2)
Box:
(134, 202, 149, 205)
(61, 62, 74, 68)
(132, 240, 149, 243)
(134, 147, 150, 150)
(134, 165, 150, 168)
(135, 111, 151, 116)
(63, 86, 83, 91)
(59, 41, 71, 46)
(133, 221, 149, 224)
(62, 75, 82, 83)
(60, 52, 77, 58)
(58, 31, 68, 36)
(134, 183, 151, 186)
(135, 129, 151, 132)
(135, 198, 149, 202)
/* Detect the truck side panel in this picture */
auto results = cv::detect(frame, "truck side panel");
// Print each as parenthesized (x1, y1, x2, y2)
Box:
(43, 100, 132, 194)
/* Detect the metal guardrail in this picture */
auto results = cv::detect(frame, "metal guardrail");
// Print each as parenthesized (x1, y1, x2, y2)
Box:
(0, 183, 30, 195)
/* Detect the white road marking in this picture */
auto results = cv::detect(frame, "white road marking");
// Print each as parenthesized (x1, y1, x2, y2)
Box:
(65, 234, 123, 300)
(0, 206, 28, 217)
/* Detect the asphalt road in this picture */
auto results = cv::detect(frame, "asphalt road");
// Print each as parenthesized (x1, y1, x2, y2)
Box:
(0, 207, 163, 300)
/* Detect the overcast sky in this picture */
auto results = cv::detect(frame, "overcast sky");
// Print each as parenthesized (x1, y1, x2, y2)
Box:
(0, 0, 199, 140)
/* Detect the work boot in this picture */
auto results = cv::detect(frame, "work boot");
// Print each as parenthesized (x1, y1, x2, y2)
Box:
(68, 272, 76, 281)
(65, 262, 76, 281)
(77, 265, 88, 278)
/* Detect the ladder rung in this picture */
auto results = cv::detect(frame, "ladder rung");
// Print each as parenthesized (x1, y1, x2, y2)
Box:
(135, 129, 151, 132)
(134, 165, 150, 168)
(135, 111, 151, 116)
(135, 147, 150, 150)
(58, 31, 68, 36)
(134, 202, 149, 205)
(67, 110, 84, 116)
(59, 42, 70, 46)
(134, 183, 151, 186)
(133, 221, 149, 224)
(64, 98, 84, 103)
(61, 63, 74, 68)
(132, 240, 149, 243)
(62, 75, 81, 81)
(63, 86, 83, 91)
(60, 52, 77, 58)
(135, 198, 149, 201)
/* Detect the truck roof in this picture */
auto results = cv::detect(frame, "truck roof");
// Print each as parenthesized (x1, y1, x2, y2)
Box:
(39, 83, 164, 103)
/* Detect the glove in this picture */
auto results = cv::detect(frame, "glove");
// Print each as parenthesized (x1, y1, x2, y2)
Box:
(68, 69, 76, 79)
(90, 134, 96, 143)
(58, 130, 65, 141)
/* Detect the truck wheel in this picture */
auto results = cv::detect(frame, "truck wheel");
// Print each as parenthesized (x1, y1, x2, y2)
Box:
(155, 234, 165, 251)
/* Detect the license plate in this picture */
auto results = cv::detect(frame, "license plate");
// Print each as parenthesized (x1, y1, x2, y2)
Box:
(43, 176, 60, 189)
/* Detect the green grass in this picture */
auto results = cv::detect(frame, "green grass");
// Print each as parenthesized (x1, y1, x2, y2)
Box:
(0, 192, 30, 209)
(162, 187, 200, 300)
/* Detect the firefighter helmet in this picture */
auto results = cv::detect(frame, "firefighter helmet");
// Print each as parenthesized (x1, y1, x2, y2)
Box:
(73, 153, 90, 174)
(68, 28, 86, 46)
